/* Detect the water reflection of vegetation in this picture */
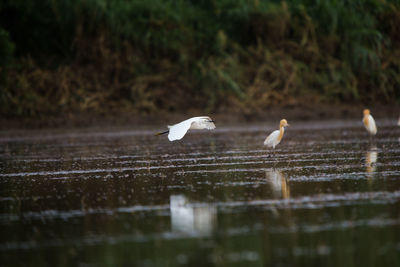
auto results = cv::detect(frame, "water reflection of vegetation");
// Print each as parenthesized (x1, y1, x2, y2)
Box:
(1, 0, 400, 116)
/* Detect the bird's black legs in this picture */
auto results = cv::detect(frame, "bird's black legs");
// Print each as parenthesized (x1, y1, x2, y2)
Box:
(155, 130, 169, 136)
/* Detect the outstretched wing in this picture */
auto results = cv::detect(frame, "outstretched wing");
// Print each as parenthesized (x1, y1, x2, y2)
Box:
(167, 116, 216, 141)
(168, 119, 194, 141)
(190, 116, 216, 130)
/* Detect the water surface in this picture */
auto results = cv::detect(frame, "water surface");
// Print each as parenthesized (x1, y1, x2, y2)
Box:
(1, 120, 400, 266)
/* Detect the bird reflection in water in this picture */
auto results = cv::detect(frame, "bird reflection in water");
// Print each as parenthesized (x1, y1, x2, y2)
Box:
(265, 169, 294, 228)
(170, 194, 216, 235)
(265, 169, 290, 199)
(365, 146, 378, 181)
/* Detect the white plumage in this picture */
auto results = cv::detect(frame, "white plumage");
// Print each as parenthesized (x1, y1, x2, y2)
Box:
(264, 119, 289, 149)
(264, 130, 281, 148)
(362, 109, 377, 135)
(157, 116, 216, 141)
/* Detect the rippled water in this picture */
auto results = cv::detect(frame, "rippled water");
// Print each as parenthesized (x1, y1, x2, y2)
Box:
(1, 120, 400, 266)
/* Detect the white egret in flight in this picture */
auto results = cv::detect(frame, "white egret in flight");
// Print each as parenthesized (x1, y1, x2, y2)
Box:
(264, 119, 289, 149)
(362, 109, 377, 135)
(156, 116, 216, 141)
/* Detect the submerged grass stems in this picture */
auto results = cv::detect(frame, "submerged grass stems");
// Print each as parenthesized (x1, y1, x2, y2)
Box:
(0, 0, 399, 117)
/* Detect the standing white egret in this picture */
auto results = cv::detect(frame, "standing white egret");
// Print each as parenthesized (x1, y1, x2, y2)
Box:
(156, 116, 216, 141)
(264, 119, 289, 149)
(362, 109, 377, 135)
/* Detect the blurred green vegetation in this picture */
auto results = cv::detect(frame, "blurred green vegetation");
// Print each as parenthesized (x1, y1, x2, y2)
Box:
(1, 0, 399, 117)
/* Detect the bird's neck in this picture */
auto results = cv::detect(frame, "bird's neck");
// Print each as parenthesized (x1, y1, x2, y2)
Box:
(278, 126, 284, 141)
(363, 115, 369, 126)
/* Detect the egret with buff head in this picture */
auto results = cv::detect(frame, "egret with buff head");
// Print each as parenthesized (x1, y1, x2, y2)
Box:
(264, 119, 290, 149)
(362, 109, 377, 136)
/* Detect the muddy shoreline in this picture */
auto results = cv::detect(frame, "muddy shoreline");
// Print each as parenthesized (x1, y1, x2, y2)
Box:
(1, 103, 398, 130)
(2, 111, 400, 266)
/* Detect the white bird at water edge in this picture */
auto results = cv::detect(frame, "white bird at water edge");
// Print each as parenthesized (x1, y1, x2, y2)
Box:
(156, 116, 216, 141)
(362, 109, 377, 136)
(264, 119, 290, 149)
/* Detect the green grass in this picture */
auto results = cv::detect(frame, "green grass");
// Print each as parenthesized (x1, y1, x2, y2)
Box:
(0, 0, 399, 117)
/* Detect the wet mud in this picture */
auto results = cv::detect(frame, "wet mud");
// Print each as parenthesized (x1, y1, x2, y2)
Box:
(1, 119, 399, 266)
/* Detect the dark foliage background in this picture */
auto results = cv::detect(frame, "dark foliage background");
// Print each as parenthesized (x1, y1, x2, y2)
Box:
(1, 0, 399, 117)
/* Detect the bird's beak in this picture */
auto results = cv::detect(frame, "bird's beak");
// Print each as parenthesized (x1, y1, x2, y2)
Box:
(209, 120, 216, 123)
(286, 124, 290, 127)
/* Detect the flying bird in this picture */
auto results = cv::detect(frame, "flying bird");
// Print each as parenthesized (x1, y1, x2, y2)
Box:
(362, 109, 377, 135)
(264, 119, 289, 149)
(156, 116, 216, 141)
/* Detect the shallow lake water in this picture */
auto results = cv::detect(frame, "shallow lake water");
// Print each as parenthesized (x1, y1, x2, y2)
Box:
(1, 119, 400, 266)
